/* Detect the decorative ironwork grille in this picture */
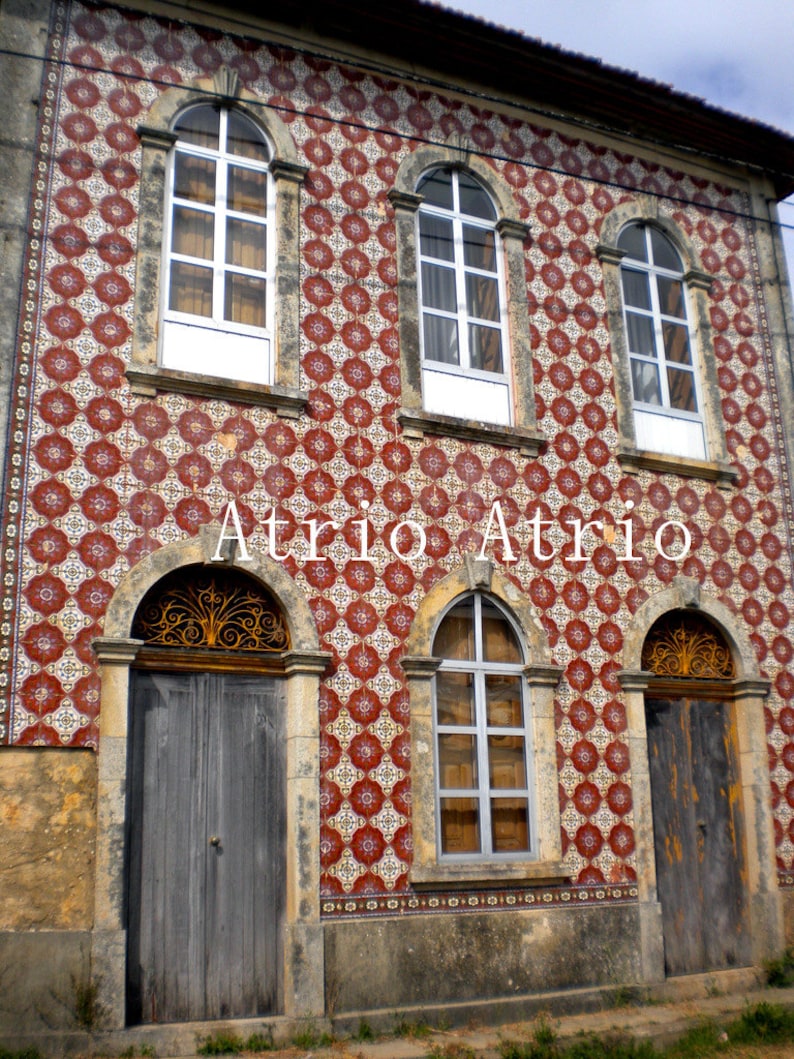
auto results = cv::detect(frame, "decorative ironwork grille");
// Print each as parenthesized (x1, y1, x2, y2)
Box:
(132, 566, 289, 652)
(641, 612, 734, 679)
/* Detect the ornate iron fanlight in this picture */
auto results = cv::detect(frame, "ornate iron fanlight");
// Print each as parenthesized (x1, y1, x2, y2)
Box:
(641, 612, 734, 679)
(132, 566, 289, 652)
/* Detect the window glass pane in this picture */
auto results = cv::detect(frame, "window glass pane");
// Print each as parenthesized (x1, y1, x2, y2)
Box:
(657, 276, 686, 318)
(226, 217, 266, 271)
(172, 206, 214, 259)
(625, 311, 655, 356)
(417, 168, 453, 209)
(228, 165, 267, 215)
(468, 324, 503, 373)
(458, 171, 496, 220)
(631, 358, 661, 405)
(463, 226, 496, 270)
(226, 111, 269, 163)
(434, 598, 474, 658)
(224, 272, 266, 327)
(617, 223, 647, 261)
(174, 105, 220, 149)
(663, 321, 691, 365)
(420, 214, 454, 261)
(667, 367, 698, 412)
(466, 274, 500, 322)
(491, 798, 529, 853)
(423, 313, 459, 366)
(169, 261, 213, 316)
(440, 798, 480, 854)
(486, 675, 523, 727)
(436, 671, 475, 727)
(650, 228, 683, 271)
(621, 269, 651, 310)
(488, 735, 526, 788)
(174, 153, 216, 204)
(421, 263, 457, 312)
(482, 601, 522, 662)
(439, 733, 478, 789)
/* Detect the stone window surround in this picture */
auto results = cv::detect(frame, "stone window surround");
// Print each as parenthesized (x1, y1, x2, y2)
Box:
(90, 528, 330, 1027)
(402, 558, 567, 885)
(597, 199, 737, 487)
(127, 71, 309, 417)
(618, 576, 781, 982)
(389, 147, 544, 457)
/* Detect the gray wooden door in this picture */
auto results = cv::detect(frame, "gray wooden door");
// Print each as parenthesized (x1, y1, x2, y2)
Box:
(646, 696, 750, 976)
(126, 671, 285, 1023)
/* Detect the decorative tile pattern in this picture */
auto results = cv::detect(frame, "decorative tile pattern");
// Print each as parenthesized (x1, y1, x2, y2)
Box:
(2, 0, 794, 908)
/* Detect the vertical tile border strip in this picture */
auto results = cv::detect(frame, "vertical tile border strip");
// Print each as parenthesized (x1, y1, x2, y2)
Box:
(0, 0, 70, 743)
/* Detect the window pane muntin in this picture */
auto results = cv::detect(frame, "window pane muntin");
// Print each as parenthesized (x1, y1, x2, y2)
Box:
(440, 798, 480, 854)
(173, 105, 220, 149)
(465, 273, 500, 322)
(457, 170, 496, 220)
(227, 164, 267, 215)
(434, 597, 475, 659)
(488, 735, 527, 789)
(226, 110, 269, 162)
(436, 671, 475, 726)
(657, 276, 686, 318)
(625, 311, 655, 357)
(621, 268, 651, 310)
(490, 799, 530, 853)
(422, 314, 460, 366)
(650, 227, 683, 270)
(463, 226, 496, 270)
(173, 151, 216, 204)
(631, 358, 662, 405)
(418, 167, 454, 209)
(481, 600, 522, 662)
(438, 733, 478, 789)
(667, 366, 697, 412)
(419, 214, 454, 261)
(485, 674, 523, 727)
(169, 261, 213, 316)
(224, 273, 266, 327)
(171, 206, 215, 260)
(225, 217, 267, 271)
(422, 262, 458, 312)
(617, 221, 648, 261)
(662, 321, 692, 366)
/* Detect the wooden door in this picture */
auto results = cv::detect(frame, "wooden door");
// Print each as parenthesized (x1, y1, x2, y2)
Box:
(646, 696, 750, 976)
(126, 670, 285, 1023)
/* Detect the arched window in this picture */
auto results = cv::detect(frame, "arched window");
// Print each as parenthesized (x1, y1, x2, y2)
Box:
(162, 104, 274, 385)
(417, 168, 512, 426)
(433, 593, 535, 859)
(617, 222, 706, 459)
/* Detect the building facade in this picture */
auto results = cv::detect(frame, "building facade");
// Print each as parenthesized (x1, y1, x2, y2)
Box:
(3, 0, 794, 1037)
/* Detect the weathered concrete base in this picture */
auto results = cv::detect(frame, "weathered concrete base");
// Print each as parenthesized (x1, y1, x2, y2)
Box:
(0, 930, 91, 1034)
(781, 887, 794, 946)
(324, 904, 641, 1012)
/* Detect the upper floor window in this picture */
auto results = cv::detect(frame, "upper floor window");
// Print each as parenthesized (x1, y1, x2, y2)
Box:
(618, 222, 706, 460)
(433, 593, 534, 860)
(417, 168, 512, 426)
(162, 104, 274, 385)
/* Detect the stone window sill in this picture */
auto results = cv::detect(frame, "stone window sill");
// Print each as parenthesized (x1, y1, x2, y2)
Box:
(126, 364, 308, 418)
(399, 408, 544, 457)
(617, 445, 738, 487)
(410, 859, 570, 887)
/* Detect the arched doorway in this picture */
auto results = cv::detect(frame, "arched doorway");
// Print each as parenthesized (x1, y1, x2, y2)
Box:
(125, 565, 290, 1023)
(642, 610, 750, 975)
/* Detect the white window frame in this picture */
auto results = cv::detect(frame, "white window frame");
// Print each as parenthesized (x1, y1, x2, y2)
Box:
(619, 223, 706, 459)
(433, 593, 537, 862)
(417, 170, 513, 426)
(161, 104, 276, 386)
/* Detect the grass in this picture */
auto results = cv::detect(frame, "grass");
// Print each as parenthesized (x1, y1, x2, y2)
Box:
(497, 1003, 794, 1059)
(764, 947, 794, 988)
(196, 1030, 274, 1054)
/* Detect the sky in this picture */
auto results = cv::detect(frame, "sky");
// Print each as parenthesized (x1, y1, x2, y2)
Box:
(441, 0, 794, 263)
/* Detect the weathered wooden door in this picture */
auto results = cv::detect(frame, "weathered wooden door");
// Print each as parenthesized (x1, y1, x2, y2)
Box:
(126, 670, 285, 1023)
(646, 695, 750, 976)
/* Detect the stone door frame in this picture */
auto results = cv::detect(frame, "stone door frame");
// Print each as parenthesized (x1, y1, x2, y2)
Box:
(90, 528, 329, 1027)
(618, 577, 781, 982)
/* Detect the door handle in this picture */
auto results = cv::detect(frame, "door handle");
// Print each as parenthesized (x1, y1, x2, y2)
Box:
(209, 835, 221, 847)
